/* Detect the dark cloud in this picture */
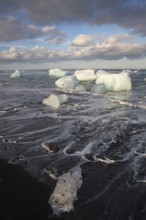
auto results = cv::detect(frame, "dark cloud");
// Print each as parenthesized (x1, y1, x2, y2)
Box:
(0, 16, 66, 43)
(0, 0, 146, 35)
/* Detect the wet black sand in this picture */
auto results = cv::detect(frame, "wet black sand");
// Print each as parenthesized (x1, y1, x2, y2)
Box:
(0, 159, 52, 220)
(1, 158, 146, 220)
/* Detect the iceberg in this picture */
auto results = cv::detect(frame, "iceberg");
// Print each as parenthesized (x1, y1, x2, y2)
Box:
(90, 83, 107, 94)
(49, 69, 67, 78)
(42, 94, 68, 109)
(96, 69, 111, 77)
(96, 71, 132, 92)
(10, 70, 21, 78)
(55, 75, 78, 89)
(74, 69, 96, 81)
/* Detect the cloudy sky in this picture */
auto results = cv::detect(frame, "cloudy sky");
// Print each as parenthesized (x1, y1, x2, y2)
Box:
(0, 0, 146, 69)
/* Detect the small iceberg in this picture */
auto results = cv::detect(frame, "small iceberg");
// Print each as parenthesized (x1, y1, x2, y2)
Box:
(42, 94, 68, 109)
(96, 69, 111, 77)
(74, 69, 96, 81)
(49, 69, 67, 78)
(96, 71, 132, 92)
(55, 75, 78, 89)
(10, 70, 21, 78)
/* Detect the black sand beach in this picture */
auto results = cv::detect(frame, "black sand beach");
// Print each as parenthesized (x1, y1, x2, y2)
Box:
(0, 159, 53, 220)
(0, 70, 146, 220)
(1, 158, 146, 220)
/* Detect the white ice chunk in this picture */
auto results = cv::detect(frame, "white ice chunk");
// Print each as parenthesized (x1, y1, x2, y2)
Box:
(42, 94, 68, 109)
(74, 69, 96, 81)
(96, 71, 132, 92)
(49, 166, 82, 215)
(49, 69, 67, 78)
(55, 75, 78, 89)
(122, 69, 131, 74)
(91, 83, 107, 94)
(96, 69, 111, 77)
(10, 70, 21, 78)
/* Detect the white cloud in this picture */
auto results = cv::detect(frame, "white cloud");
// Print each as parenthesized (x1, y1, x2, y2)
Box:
(0, 34, 146, 63)
(72, 34, 94, 47)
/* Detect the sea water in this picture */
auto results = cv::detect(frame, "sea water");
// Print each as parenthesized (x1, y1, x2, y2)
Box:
(0, 69, 146, 219)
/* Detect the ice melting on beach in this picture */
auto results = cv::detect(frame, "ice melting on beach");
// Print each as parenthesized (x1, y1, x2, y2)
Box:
(74, 69, 96, 81)
(42, 94, 68, 109)
(49, 69, 67, 78)
(49, 166, 82, 215)
(96, 71, 132, 92)
(10, 70, 21, 78)
(55, 75, 78, 89)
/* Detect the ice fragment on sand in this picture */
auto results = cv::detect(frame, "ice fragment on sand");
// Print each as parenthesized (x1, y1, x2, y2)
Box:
(96, 71, 132, 92)
(74, 69, 96, 81)
(49, 69, 67, 78)
(49, 166, 82, 215)
(10, 70, 21, 78)
(55, 75, 78, 89)
(42, 94, 68, 109)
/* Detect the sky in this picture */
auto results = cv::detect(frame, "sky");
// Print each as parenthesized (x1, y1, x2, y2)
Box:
(0, 0, 146, 70)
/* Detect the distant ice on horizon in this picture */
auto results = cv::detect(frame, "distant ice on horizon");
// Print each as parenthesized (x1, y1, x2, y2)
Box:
(10, 70, 21, 78)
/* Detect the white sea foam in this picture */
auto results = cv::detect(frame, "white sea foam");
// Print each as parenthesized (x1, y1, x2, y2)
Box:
(96, 157, 116, 164)
(109, 99, 146, 110)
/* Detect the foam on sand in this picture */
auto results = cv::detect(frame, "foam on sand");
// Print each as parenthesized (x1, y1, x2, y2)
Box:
(49, 69, 67, 78)
(74, 69, 96, 81)
(49, 165, 82, 215)
(10, 70, 21, 78)
(109, 98, 146, 109)
(96, 71, 132, 92)
(42, 94, 68, 109)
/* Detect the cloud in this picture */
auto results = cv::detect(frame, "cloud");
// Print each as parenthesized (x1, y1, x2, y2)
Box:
(0, 34, 146, 63)
(0, 0, 146, 35)
(71, 34, 94, 47)
(0, 16, 66, 43)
